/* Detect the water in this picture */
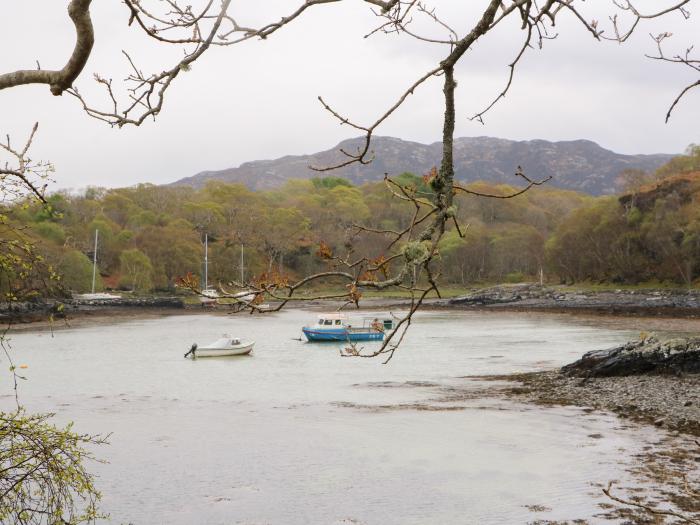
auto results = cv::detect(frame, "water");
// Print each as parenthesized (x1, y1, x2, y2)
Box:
(2, 309, 695, 524)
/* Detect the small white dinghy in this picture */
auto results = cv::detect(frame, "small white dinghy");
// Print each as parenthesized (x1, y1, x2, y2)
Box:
(185, 335, 254, 358)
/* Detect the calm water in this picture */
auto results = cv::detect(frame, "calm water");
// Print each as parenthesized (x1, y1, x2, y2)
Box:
(2, 309, 695, 524)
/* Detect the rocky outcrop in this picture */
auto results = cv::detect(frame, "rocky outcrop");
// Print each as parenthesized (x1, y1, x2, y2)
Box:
(562, 336, 700, 377)
(619, 172, 700, 212)
(69, 296, 184, 308)
(447, 283, 544, 305)
(0, 300, 65, 323)
(0, 297, 185, 323)
(446, 284, 700, 315)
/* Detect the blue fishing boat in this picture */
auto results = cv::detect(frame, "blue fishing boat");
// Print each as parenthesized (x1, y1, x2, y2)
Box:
(302, 313, 394, 342)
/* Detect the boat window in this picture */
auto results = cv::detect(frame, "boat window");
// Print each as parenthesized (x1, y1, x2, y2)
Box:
(324, 319, 333, 325)
(335, 320, 342, 325)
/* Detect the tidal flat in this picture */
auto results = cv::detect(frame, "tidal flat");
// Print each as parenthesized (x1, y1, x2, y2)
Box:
(2, 309, 699, 524)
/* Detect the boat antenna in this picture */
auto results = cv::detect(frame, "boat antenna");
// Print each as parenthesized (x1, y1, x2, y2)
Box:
(91, 228, 99, 294)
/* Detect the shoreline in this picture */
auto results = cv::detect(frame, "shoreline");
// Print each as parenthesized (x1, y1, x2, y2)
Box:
(2, 283, 699, 327)
(439, 283, 700, 318)
(5, 295, 700, 335)
(479, 371, 700, 437)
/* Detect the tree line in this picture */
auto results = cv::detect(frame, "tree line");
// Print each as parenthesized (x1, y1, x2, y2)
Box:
(2, 145, 698, 297)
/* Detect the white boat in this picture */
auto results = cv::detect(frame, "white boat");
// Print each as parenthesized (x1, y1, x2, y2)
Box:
(73, 292, 121, 300)
(231, 289, 256, 303)
(200, 287, 220, 305)
(199, 238, 255, 306)
(199, 234, 219, 305)
(186, 335, 255, 358)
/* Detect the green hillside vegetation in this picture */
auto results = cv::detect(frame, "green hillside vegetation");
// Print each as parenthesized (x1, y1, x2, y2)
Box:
(2, 147, 699, 296)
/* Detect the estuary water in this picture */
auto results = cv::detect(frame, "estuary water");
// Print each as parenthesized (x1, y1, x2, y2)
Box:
(2, 309, 695, 524)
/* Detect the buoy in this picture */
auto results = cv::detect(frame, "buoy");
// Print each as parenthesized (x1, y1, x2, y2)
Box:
(19, 364, 28, 369)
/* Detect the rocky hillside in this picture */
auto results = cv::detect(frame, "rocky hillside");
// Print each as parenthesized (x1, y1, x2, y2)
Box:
(173, 136, 675, 195)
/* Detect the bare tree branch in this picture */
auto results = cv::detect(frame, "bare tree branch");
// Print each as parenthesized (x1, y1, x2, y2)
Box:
(0, 0, 94, 96)
(0, 124, 52, 204)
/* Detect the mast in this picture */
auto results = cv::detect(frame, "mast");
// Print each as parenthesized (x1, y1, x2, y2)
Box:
(91, 229, 99, 294)
(204, 233, 209, 290)
(240, 243, 244, 284)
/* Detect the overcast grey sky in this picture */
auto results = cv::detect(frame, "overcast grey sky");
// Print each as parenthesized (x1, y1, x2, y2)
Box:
(0, 1, 698, 190)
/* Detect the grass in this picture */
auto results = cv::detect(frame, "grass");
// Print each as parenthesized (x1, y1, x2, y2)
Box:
(549, 281, 698, 293)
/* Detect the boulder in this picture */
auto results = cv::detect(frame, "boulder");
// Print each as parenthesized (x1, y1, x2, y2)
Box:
(562, 336, 700, 377)
(448, 284, 544, 306)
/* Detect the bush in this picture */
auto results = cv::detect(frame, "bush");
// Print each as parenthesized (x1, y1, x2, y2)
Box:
(0, 410, 106, 524)
(505, 271, 525, 283)
(34, 221, 66, 245)
(58, 250, 102, 293)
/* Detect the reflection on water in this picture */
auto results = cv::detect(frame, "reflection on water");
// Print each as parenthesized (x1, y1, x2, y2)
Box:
(2, 310, 694, 524)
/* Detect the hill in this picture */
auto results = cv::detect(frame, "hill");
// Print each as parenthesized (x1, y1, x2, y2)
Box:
(172, 136, 675, 195)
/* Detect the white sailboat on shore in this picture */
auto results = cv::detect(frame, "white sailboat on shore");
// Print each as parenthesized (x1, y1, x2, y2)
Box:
(74, 228, 121, 300)
(200, 234, 219, 306)
(200, 237, 258, 306)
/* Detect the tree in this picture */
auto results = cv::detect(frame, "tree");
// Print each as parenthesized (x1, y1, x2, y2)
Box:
(134, 224, 200, 289)
(58, 250, 102, 293)
(118, 248, 153, 292)
(0, 411, 106, 525)
(0, 128, 105, 524)
(654, 143, 700, 180)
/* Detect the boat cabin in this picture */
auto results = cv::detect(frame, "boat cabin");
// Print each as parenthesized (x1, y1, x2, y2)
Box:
(310, 313, 393, 331)
(313, 313, 348, 328)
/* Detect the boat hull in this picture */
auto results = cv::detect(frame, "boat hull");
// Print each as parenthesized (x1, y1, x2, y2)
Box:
(302, 328, 384, 342)
(194, 342, 254, 357)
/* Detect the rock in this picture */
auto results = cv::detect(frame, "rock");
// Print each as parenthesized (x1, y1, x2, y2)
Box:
(654, 418, 665, 427)
(446, 285, 700, 315)
(685, 401, 693, 407)
(448, 284, 544, 306)
(561, 336, 700, 378)
(69, 296, 184, 308)
(0, 296, 185, 323)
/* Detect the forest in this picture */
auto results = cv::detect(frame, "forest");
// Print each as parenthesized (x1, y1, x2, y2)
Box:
(2, 145, 699, 297)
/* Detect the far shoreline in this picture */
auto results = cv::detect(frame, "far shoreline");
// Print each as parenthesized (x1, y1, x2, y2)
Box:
(3, 286, 700, 333)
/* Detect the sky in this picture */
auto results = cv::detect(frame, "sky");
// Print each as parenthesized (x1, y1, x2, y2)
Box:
(0, 1, 698, 191)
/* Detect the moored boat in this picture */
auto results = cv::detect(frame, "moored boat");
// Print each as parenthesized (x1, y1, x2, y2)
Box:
(185, 335, 255, 357)
(200, 288, 220, 306)
(302, 313, 393, 342)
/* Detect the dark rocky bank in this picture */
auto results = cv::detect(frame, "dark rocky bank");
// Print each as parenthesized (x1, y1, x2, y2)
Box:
(445, 283, 700, 316)
(562, 335, 700, 377)
(0, 296, 185, 324)
(498, 335, 700, 436)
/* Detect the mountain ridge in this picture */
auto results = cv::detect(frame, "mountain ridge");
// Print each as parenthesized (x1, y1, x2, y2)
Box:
(172, 136, 676, 195)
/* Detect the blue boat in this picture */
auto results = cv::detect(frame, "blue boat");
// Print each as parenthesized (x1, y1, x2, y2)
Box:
(302, 313, 393, 342)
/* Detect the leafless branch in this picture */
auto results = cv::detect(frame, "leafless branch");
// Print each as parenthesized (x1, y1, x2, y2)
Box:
(0, 124, 52, 204)
(603, 481, 700, 524)
(0, 0, 94, 96)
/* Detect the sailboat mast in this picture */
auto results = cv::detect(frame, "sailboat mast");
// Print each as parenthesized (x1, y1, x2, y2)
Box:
(204, 234, 209, 290)
(91, 229, 99, 294)
(240, 243, 244, 284)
